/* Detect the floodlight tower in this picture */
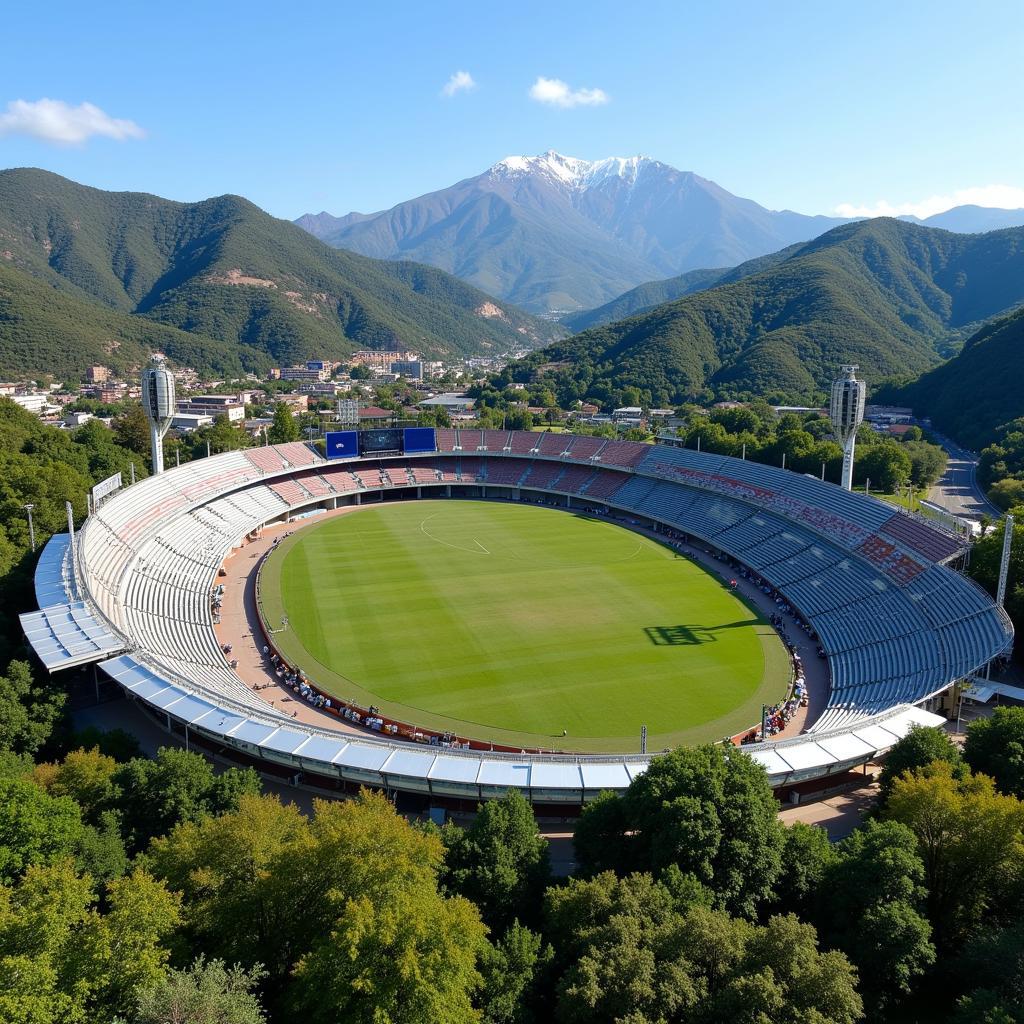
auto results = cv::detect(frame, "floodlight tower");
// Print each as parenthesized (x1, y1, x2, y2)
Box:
(830, 365, 867, 491)
(141, 355, 176, 475)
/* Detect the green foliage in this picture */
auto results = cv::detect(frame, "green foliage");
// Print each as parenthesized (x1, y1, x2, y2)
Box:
(0, 860, 180, 1023)
(479, 922, 553, 1024)
(574, 745, 785, 918)
(885, 307, 1024, 453)
(0, 776, 86, 884)
(771, 822, 835, 920)
(134, 956, 267, 1024)
(816, 820, 935, 1008)
(964, 708, 1024, 798)
(112, 747, 261, 854)
(883, 761, 1024, 947)
(949, 921, 1024, 1024)
(0, 660, 64, 756)
(146, 793, 312, 987)
(544, 872, 861, 1024)
(287, 792, 487, 1024)
(267, 403, 300, 444)
(442, 790, 551, 932)
(878, 725, 965, 802)
(968, 518, 1024, 651)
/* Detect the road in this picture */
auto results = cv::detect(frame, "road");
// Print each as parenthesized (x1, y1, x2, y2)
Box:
(926, 434, 1002, 521)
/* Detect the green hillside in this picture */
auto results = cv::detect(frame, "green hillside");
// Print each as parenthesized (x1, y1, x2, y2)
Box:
(879, 306, 1024, 450)
(0, 168, 560, 377)
(0, 262, 270, 380)
(561, 247, 801, 332)
(503, 219, 1024, 407)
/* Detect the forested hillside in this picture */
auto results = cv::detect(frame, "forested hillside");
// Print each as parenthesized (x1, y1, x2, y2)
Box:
(881, 307, 1024, 451)
(561, 246, 802, 332)
(0, 168, 560, 377)
(0, 263, 271, 379)
(503, 219, 1024, 408)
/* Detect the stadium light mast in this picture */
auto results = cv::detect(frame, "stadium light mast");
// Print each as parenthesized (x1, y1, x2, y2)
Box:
(830, 365, 867, 491)
(141, 355, 176, 475)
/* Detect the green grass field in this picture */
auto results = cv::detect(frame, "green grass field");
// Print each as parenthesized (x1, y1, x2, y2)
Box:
(259, 501, 789, 752)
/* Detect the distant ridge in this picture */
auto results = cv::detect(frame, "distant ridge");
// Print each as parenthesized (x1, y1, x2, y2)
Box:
(296, 151, 848, 311)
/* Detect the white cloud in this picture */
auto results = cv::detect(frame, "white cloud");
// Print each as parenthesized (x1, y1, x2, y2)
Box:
(835, 184, 1024, 220)
(0, 98, 145, 145)
(441, 71, 476, 98)
(528, 76, 609, 109)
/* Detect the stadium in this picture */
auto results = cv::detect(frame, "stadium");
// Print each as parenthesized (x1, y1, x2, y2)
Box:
(20, 426, 1013, 808)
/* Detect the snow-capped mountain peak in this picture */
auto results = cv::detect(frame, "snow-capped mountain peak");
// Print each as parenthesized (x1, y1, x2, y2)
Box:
(490, 151, 657, 190)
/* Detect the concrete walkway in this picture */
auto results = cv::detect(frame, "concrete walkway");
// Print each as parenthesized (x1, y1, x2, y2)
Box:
(778, 781, 879, 841)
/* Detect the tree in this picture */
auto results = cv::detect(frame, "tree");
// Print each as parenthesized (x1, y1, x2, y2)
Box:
(988, 477, 1024, 511)
(0, 777, 85, 884)
(134, 957, 267, 1024)
(479, 922, 552, 1024)
(878, 725, 964, 802)
(113, 403, 151, 455)
(884, 762, 1024, 946)
(33, 746, 121, 822)
(0, 660, 64, 756)
(949, 921, 1024, 1024)
(147, 793, 313, 986)
(854, 443, 912, 492)
(442, 789, 550, 932)
(771, 822, 835, 920)
(546, 874, 862, 1024)
(574, 745, 785, 918)
(288, 791, 487, 1024)
(903, 440, 947, 488)
(0, 860, 180, 1023)
(965, 707, 1024, 797)
(817, 820, 934, 1009)
(267, 402, 300, 444)
(113, 748, 260, 852)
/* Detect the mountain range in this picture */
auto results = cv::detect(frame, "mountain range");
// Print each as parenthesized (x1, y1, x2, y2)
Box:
(296, 152, 850, 311)
(297, 152, 1024, 314)
(0, 168, 560, 380)
(500, 218, 1024, 407)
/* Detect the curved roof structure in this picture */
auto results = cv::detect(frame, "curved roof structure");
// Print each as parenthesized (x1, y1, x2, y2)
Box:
(21, 430, 1010, 802)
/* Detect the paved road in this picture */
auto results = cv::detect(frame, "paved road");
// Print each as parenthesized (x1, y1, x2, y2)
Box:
(927, 434, 1001, 521)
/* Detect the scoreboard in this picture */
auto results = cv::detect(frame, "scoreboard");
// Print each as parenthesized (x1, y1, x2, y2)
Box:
(325, 427, 437, 460)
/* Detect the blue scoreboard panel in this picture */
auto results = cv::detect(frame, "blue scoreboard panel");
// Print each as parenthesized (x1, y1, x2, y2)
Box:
(324, 430, 359, 459)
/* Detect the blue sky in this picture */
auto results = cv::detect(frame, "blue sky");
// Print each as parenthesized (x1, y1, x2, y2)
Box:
(1, 0, 1022, 220)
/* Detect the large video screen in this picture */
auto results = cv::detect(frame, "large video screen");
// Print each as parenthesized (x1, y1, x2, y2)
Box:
(403, 427, 437, 453)
(359, 428, 404, 454)
(325, 430, 359, 459)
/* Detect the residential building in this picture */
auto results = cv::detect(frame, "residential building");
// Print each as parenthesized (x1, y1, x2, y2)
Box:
(390, 359, 424, 381)
(350, 349, 418, 370)
(358, 406, 396, 425)
(279, 365, 329, 383)
(86, 365, 108, 383)
(170, 412, 214, 432)
(418, 392, 476, 412)
(176, 395, 246, 422)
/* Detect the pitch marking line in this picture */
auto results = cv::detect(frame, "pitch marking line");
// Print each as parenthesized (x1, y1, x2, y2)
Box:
(420, 513, 492, 555)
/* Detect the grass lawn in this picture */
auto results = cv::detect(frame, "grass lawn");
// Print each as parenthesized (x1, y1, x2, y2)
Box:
(259, 501, 789, 752)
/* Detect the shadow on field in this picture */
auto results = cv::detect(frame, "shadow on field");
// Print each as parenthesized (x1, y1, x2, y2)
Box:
(644, 621, 760, 646)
